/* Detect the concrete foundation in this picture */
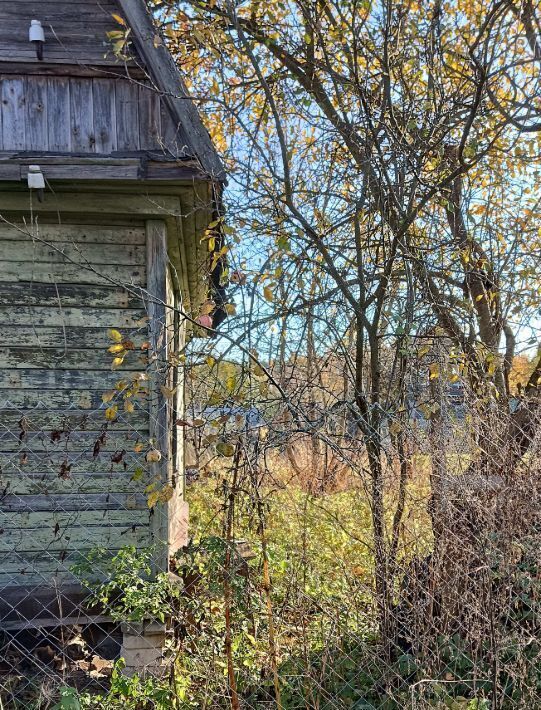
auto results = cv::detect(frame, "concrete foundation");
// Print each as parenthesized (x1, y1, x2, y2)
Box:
(120, 621, 168, 677)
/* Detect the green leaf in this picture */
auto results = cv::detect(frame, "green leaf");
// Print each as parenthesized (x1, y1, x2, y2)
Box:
(216, 442, 235, 457)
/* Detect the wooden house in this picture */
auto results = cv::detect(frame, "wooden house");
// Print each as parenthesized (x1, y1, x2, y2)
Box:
(0, 0, 225, 641)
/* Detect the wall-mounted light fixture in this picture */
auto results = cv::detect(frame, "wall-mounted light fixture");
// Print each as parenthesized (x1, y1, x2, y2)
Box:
(29, 20, 45, 61)
(27, 165, 45, 202)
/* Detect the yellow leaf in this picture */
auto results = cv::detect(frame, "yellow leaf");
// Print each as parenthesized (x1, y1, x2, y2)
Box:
(102, 391, 115, 403)
(224, 303, 237, 316)
(108, 343, 125, 354)
(147, 491, 160, 509)
(263, 285, 274, 302)
(200, 300, 215, 316)
(429, 363, 440, 380)
(112, 13, 126, 25)
(105, 405, 118, 421)
(253, 364, 265, 378)
(108, 329, 123, 343)
(475, 294, 484, 302)
(111, 356, 125, 369)
(124, 400, 135, 413)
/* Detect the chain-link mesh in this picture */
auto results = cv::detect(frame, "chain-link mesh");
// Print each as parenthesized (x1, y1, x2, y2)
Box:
(2, 377, 540, 709)
(0, 216, 537, 707)
(0, 393, 177, 704)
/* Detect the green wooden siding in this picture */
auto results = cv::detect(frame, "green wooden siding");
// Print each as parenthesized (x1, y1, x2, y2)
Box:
(0, 219, 153, 589)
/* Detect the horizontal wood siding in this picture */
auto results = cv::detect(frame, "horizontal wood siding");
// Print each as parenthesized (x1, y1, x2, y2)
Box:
(0, 75, 183, 155)
(0, 1, 127, 66)
(0, 219, 152, 589)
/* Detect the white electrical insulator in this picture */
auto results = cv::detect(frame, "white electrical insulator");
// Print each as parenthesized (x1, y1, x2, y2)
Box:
(28, 165, 45, 202)
(27, 165, 45, 190)
(29, 20, 45, 42)
(29, 20, 45, 60)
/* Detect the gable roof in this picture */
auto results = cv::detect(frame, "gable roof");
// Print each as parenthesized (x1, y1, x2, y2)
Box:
(116, 0, 225, 181)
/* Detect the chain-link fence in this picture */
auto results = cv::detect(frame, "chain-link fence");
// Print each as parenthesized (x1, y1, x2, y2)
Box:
(1, 376, 540, 709)
(0, 398, 158, 703)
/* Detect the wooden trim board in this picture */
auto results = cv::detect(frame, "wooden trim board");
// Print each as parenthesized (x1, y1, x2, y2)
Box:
(145, 219, 170, 573)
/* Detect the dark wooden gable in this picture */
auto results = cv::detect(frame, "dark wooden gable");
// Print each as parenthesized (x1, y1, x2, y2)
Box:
(0, 73, 187, 156)
(0, 0, 224, 179)
(0, 0, 131, 66)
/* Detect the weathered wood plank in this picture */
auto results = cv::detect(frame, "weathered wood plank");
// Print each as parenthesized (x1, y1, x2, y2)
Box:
(115, 79, 140, 151)
(0, 429, 150, 453)
(0, 408, 148, 432)
(1, 62, 146, 79)
(25, 77, 48, 151)
(0, 558, 98, 590)
(1, 78, 26, 150)
(0, 472, 150, 496)
(0, 347, 147, 371)
(92, 78, 117, 153)
(0, 388, 105, 410)
(0, 493, 147, 513)
(1, 614, 113, 631)
(0, 509, 149, 531)
(34, 163, 140, 180)
(47, 76, 71, 151)
(0, 326, 147, 350)
(146, 219, 170, 571)
(0, 223, 146, 245)
(0, 523, 150, 553)
(0, 23, 118, 41)
(0, 192, 181, 217)
(0, 164, 21, 180)
(0, 32, 113, 49)
(0, 283, 145, 309)
(0, 3, 117, 18)
(0, 583, 98, 624)
(0, 261, 146, 286)
(139, 83, 161, 150)
(144, 161, 209, 181)
(0, 452, 148, 475)
(160, 103, 182, 154)
(0, 1, 117, 7)
(0, 571, 78, 589)
(0, 52, 123, 66)
(69, 78, 95, 151)
(0, 239, 145, 266)
(0, 369, 133, 390)
(0, 305, 145, 328)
